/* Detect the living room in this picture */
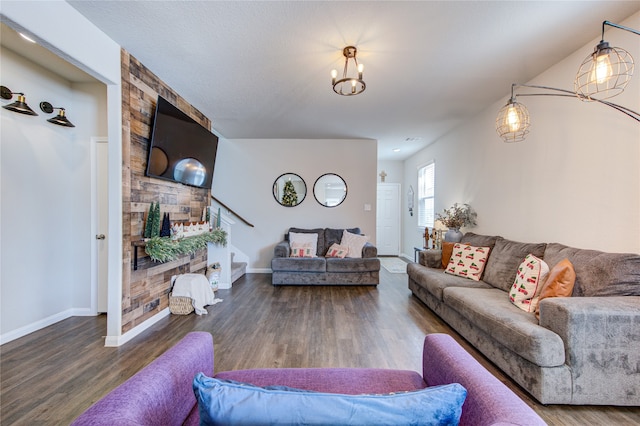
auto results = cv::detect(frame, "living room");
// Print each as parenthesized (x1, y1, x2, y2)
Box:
(1, 1, 639, 423)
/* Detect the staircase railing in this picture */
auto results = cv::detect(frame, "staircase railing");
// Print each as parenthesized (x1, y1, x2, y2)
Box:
(211, 195, 255, 228)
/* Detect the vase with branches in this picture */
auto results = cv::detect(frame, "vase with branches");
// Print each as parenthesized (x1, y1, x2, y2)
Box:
(436, 203, 477, 242)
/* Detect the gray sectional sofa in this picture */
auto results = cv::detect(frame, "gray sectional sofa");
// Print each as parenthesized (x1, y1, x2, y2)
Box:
(407, 232, 640, 406)
(271, 227, 380, 285)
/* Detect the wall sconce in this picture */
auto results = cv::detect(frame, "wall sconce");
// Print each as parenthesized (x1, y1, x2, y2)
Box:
(0, 85, 38, 116)
(40, 101, 75, 127)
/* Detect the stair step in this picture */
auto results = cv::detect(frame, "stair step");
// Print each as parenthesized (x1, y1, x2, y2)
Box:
(231, 261, 247, 283)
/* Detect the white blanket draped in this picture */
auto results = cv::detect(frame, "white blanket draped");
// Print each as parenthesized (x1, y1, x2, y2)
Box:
(172, 273, 220, 315)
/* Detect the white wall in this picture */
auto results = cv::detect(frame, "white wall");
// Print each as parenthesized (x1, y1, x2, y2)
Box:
(377, 160, 404, 184)
(211, 138, 378, 270)
(403, 11, 640, 256)
(0, 47, 106, 338)
(0, 1, 122, 343)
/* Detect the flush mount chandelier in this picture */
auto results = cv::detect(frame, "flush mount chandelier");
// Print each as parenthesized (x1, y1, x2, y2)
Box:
(496, 20, 639, 143)
(331, 46, 365, 96)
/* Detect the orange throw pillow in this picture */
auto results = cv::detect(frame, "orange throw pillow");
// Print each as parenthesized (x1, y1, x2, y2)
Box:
(441, 242, 456, 269)
(535, 258, 576, 320)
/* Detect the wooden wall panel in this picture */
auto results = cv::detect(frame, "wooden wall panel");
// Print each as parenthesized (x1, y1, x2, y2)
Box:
(121, 49, 212, 333)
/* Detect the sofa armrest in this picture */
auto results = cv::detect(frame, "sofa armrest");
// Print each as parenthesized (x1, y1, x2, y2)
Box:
(71, 332, 214, 426)
(419, 249, 442, 268)
(274, 241, 291, 258)
(539, 296, 640, 404)
(422, 334, 545, 426)
(362, 242, 377, 258)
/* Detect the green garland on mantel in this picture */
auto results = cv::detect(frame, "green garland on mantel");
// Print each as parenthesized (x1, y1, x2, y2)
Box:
(144, 229, 227, 263)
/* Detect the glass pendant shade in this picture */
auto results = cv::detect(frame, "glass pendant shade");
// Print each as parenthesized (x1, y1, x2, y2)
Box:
(495, 98, 530, 143)
(575, 41, 634, 101)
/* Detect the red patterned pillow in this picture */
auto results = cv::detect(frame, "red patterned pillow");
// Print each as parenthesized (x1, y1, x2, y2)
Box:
(509, 254, 549, 312)
(444, 243, 490, 281)
(326, 243, 348, 258)
(290, 244, 314, 258)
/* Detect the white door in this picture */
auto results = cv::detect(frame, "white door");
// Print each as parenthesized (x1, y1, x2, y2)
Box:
(376, 183, 401, 256)
(95, 139, 109, 313)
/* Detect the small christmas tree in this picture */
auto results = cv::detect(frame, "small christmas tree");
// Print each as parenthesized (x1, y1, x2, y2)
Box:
(160, 212, 171, 237)
(281, 180, 298, 206)
(143, 203, 154, 238)
(151, 202, 161, 237)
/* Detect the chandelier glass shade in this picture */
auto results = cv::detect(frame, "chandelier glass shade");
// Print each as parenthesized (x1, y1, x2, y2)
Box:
(495, 96, 530, 143)
(575, 41, 634, 101)
(331, 46, 365, 96)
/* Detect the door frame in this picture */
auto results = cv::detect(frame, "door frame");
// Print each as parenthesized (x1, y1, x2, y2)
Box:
(90, 136, 108, 315)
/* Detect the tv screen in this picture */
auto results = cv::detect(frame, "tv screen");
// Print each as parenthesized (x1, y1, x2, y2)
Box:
(145, 96, 218, 189)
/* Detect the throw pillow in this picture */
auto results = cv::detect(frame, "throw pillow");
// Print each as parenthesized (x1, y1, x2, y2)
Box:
(289, 232, 318, 257)
(534, 258, 576, 320)
(290, 244, 314, 258)
(340, 230, 369, 258)
(193, 374, 466, 426)
(326, 243, 348, 258)
(509, 254, 550, 313)
(441, 241, 461, 269)
(444, 243, 490, 281)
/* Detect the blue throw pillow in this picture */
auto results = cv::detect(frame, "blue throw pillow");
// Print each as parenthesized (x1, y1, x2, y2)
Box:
(193, 374, 466, 426)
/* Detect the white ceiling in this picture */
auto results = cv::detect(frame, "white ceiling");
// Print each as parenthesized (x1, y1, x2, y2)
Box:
(23, 2, 640, 159)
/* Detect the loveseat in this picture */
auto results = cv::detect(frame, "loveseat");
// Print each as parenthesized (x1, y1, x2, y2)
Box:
(408, 232, 640, 406)
(271, 227, 380, 285)
(71, 331, 545, 425)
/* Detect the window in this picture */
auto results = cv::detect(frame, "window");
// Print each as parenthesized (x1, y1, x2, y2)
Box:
(418, 162, 435, 228)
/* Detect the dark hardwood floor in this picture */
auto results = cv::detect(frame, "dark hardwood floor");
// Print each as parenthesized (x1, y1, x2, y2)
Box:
(1, 265, 639, 425)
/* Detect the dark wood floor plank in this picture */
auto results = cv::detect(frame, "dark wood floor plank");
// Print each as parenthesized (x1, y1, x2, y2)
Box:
(1, 266, 639, 425)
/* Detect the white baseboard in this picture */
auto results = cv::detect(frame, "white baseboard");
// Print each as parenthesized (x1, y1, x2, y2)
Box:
(247, 268, 272, 273)
(400, 252, 414, 262)
(0, 309, 75, 345)
(104, 308, 170, 347)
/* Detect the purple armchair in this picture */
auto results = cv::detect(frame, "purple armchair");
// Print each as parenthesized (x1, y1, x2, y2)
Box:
(72, 332, 545, 425)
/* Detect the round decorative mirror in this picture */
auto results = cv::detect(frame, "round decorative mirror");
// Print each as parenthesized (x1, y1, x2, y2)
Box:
(273, 173, 306, 207)
(313, 173, 347, 207)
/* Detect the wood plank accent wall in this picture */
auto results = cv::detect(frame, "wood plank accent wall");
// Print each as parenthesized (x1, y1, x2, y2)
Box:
(121, 50, 211, 333)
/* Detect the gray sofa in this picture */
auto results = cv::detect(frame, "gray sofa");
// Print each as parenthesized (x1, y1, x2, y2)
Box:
(407, 232, 640, 406)
(272, 227, 380, 285)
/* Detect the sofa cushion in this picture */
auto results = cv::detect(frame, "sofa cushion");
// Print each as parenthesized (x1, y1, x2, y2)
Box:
(461, 232, 499, 249)
(406, 263, 492, 301)
(289, 232, 319, 257)
(291, 245, 315, 258)
(543, 243, 640, 297)
(215, 367, 426, 395)
(326, 258, 380, 273)
(483, 238, 547, 292)
(444, 243, 490, 281)
(271, 257, 326, 273)
(340, 230, 369, 259)
(193, 374, 466, 426)
(324, 228, 361, 253)
(509, 254, 549, 313)
(326, 243, 348, 258)
(443, 287, 566, 367)
(441, 241, 457, 269)
(534, 258, 576, 320)
(288, 228, 325, 256)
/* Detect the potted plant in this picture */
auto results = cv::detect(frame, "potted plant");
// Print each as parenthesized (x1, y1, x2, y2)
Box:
(436, 203, 477, 242)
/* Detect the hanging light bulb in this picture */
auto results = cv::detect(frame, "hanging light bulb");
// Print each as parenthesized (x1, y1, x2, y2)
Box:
(496, 90, 530, 143)
(575, 20, 638, 101)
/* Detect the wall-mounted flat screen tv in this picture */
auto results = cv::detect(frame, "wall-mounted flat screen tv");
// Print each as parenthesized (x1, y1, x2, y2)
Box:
(145, 96, 218, 189)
